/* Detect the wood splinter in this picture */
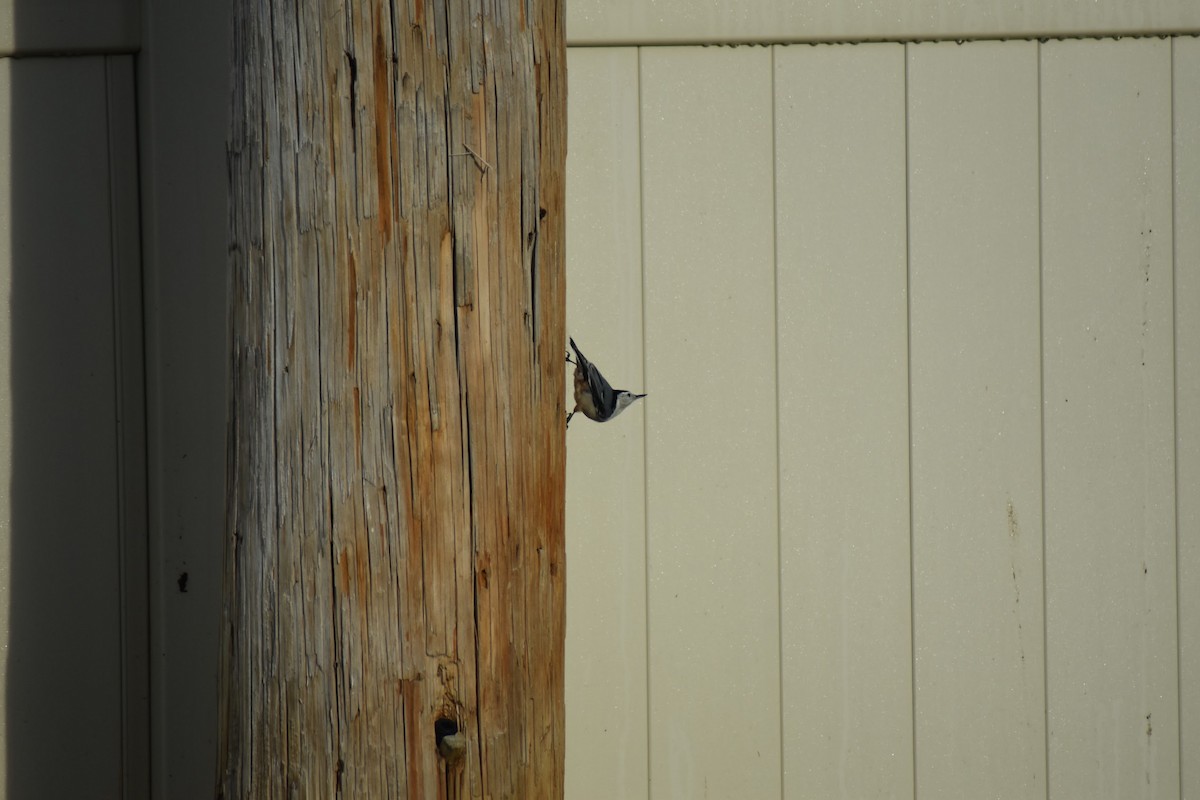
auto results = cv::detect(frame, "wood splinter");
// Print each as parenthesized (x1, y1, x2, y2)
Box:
(451, 142, 492, 173)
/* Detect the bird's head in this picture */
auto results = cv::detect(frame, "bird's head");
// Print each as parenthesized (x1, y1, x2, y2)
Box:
(611, 390, 646, 419)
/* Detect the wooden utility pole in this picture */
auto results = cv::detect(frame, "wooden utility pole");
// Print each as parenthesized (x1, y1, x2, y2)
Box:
(217, 0, 566, 797)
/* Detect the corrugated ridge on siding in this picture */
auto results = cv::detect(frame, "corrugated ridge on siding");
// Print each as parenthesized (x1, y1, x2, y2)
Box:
(566, 0, 1200, 46)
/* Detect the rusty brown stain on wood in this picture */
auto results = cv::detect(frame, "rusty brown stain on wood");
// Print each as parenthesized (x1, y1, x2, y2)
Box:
(218, 0, 566, 797)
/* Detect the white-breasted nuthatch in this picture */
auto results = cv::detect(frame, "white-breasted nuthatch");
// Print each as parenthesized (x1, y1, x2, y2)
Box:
(566, 338, 646, 427)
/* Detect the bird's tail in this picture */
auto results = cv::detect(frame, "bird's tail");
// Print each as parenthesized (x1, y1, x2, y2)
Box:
(568, 337, 586, 367)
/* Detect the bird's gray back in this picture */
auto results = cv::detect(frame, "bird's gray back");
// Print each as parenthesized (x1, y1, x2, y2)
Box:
(586, 361, 616, 413)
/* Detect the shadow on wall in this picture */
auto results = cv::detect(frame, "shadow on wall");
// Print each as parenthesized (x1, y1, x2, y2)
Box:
(5, 1, 228, 798)
(129, 0, 232, 796)
(4, 53, 140, 798)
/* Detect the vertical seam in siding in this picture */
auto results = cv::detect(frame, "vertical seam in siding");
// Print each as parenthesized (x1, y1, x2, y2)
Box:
(1170, 35, 1184, 800)
(104, 54, 152, 800)
(102, 55, 133, 799)
(1037, 40, 1051, 800)
(637, 45, 652, 800)
(903, 42, 918, 800)
(769, 44, 784, 800)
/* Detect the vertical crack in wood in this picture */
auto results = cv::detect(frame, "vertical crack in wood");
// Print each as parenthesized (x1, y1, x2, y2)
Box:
(345, 49, 359, 148)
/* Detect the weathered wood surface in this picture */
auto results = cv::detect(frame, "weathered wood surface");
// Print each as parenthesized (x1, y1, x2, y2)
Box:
(218, 0, 566, 797)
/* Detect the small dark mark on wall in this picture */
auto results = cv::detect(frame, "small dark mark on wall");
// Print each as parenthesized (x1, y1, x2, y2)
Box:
(177, 571, 189, 593)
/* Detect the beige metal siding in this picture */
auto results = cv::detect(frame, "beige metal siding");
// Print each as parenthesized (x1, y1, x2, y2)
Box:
(1041, 39, 1179, 799)
(908, 41, 1045, 799)
(640, 45, 781, 799)
(566, 39, 1197, 799)
(1177, 37, 1200, 800)
(567, 0, 1200, 45)
(564, 46, 649, 800)
(774, 43, 913, 799)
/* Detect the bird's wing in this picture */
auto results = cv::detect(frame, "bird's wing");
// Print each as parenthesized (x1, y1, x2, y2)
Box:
(585, 361, 617, 412)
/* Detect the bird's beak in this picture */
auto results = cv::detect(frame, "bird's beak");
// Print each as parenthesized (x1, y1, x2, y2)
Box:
(635, 393, 647, 399)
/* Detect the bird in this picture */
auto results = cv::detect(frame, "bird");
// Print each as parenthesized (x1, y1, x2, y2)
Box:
(566, 338, 646, 427)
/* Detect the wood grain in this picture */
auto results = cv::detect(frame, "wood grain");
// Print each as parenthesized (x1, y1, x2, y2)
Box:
(218, 0, 567, 797)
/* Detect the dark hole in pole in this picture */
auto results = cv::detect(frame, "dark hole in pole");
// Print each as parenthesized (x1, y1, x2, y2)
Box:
(434, 717, 458, 748)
